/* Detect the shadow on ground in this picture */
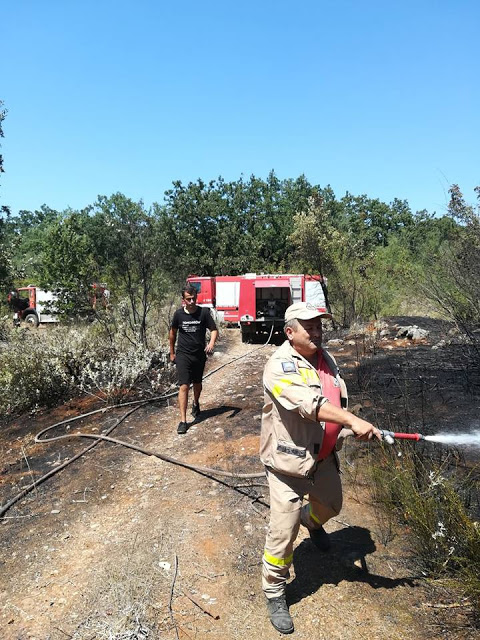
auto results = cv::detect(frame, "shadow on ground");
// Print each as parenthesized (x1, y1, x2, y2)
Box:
(187, 404, 243, 429)
(287, 525, 416, 606)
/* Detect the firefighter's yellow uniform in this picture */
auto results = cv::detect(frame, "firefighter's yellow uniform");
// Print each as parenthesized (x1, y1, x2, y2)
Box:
(260, 339, 348, 598)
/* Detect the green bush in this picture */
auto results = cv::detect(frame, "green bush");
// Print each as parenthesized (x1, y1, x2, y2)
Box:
(0, 327, 77, 414)
(0, 317, 172, 416)
(369, 445, 480, 614)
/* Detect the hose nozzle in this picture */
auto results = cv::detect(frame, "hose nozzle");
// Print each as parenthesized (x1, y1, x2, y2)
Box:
(379, 430, 425, 444)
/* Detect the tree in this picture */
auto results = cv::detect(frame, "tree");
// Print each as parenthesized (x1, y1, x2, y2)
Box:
(41, 210, 98, 317)
(336, 193, 415, 252)
(288, 189, 422, 325)
(159, 178, 226, 278)
(158, 172, 317, 278)
(421, 185, 480, 357)
(289, 191, 380, 325)
(7, 205, 60, 282)
(289, 191, 344, 276)
(92, 193, 167, 346)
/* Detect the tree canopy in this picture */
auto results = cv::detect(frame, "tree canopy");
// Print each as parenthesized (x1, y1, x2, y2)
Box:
(1, 169, 469, 329)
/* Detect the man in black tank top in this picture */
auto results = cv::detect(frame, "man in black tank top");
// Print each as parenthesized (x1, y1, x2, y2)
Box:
(169, 285, 218, 434)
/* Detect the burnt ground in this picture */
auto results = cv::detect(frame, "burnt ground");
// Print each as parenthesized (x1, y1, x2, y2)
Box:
(1, 317, 479, 640)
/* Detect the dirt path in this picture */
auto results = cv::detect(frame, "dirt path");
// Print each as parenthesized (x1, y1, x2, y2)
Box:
(0, 326, 476, 639)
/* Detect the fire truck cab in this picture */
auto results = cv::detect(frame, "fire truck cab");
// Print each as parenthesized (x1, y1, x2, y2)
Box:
(7, 286, 58, 327)
(7, 283, 109, 327)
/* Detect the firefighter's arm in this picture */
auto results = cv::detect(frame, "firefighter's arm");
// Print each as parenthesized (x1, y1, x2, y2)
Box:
(169, 327, 177, 363)
(316, 401, 381, 441)
(205, 328, 218, 355)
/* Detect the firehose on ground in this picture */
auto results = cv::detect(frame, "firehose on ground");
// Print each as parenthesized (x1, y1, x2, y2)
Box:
(1, 317, 476, 518)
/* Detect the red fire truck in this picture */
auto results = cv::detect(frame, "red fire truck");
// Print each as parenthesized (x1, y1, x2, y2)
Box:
(7, 286, 58, 326)
(7, 283, 109, 327)
(187, 273, 328, 342)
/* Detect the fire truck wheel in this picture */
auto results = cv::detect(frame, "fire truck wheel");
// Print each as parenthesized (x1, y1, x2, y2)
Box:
(24, 313, 39, 327)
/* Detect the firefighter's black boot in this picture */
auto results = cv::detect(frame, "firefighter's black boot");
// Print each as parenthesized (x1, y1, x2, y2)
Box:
(266, 595, 294, 634)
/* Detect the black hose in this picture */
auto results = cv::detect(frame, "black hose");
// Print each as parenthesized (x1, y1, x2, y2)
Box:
(1, 327, 274, 517)
(0, 404, 143, 518)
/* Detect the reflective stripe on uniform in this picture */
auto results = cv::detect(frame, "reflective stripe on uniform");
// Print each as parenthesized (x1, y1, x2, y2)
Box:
(309, 504, 322, 525)
(299, 368, 319, 384)
(263, 549, 294, 566)
(272, 377, 295, 398)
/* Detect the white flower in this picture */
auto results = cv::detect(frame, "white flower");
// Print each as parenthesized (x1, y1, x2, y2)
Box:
(428, 471, 445, 488)
(432, 521, 446, 540)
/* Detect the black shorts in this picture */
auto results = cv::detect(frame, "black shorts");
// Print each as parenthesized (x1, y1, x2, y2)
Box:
(175, 352, 207, 385)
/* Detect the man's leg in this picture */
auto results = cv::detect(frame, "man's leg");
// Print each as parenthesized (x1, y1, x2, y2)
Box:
(178, 384, 189, 423)
(191, 355, 206, 417)
(300, 454, 343, 550)
(175, 354, 191, 432)
(262, 470, 305, 634)
(192, 382, 202, 405)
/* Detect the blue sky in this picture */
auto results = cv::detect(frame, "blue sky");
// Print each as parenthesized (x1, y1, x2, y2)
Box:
(2, 0, 479, 217)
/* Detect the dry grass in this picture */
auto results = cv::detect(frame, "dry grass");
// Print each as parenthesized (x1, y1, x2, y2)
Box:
(71, 533, 173, 639)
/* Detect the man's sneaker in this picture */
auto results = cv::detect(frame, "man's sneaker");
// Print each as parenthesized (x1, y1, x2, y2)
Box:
(309, 525, 331, 552)
(266, 595, 294, 634)
(177, 421, 188, 434)
(191, 402, 200, 418)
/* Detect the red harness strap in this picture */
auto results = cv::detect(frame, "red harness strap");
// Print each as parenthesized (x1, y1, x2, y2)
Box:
(316, 351, 342, 460)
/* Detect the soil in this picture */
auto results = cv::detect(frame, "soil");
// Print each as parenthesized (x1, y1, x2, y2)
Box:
(1, 318, 479, 640)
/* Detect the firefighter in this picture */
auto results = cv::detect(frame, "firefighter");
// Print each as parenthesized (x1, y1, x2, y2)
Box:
(169, 285, 218, 434)
(260, 301, 381, 634)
